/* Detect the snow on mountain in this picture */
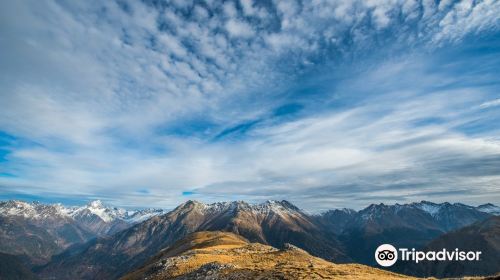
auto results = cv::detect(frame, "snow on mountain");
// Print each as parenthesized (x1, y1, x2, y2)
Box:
(260, 200, 301, 213)
(412, 201, 442, 217)
(0, 200, 69, 220)
(476, 203, 500, 215)
(66, 200, 169, 233)
(183, 200, 301, 216)
(0, 200, 168, 234)
(38, 199, 351, 279)
(0, 200, 96, 265)
(0, 200, 37, 218)
(69, 200, 125, 223)
(126, 208, 168, 223)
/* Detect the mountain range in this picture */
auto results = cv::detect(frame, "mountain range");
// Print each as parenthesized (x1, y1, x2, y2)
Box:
(37, 200, 350, 279)
(0, 200, 166, 266)
(317, 201, 494, 266)
(400, 215, 500, 278)
(0, 199, 499, 279)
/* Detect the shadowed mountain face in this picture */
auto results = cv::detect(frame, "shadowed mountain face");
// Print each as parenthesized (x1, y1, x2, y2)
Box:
(65, 200, 168, 236)
(68, 200, 131, 236)
(0, 200, 166, 267)
(0, 252, 38, 280)
(0, 201, 95, 266)
(316, 201, 494, 266)
(38, 200, 349, 279)
(400, 216, 500, 278)
(121, 231, 412, 280)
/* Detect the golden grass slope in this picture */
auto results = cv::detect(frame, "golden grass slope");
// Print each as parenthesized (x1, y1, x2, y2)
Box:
(122, 231, 413, 280)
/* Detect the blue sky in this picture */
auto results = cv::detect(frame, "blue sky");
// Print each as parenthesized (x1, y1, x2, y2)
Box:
(0, 0, 499, 211)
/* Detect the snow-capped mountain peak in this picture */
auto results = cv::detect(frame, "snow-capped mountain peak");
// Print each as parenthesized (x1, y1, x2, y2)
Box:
(0, 199, 168, 237)
(0, 200, 37, 218)
(259, 200, 301, 214)
(178, 200, 302, 216)
(88, 200, 104, 209)
(476, 203, 500, 215)
(413, 201, 442, 217)
(70, 200, 120, 222)
(125, 208, 168, 223)
(0, 200, 71, 220)
(69, 200, 167, 224)
(411, 201, 500, 217)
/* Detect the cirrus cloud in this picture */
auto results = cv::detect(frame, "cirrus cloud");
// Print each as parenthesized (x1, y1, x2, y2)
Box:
(0, 0, 499, 210)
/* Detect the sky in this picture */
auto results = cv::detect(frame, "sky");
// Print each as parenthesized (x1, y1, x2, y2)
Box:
(0, 0, 499, 211)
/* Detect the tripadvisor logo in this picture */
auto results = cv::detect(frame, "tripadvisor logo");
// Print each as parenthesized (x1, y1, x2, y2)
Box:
(375, 244, 398, 267)
(375, 244, 482, 267)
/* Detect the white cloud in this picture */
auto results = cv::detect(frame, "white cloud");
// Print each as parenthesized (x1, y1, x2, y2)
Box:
(0, 0, 499, 210)
(479, 98, 500, 109)
(433, 0, 500, 44)
(225, 19, 255, 38)
(223, 1, 238, 18)
(158, 33, 188, 57)
(240, 0, 256, 16)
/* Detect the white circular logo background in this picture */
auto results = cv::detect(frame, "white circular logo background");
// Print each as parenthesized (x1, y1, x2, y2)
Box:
(375, 244, 398, 267)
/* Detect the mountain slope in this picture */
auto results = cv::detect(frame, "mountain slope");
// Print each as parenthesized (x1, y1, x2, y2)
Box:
(69, 200, 132, 236)
(69, 200, 167, 236)
(0, 252, 38, 280)
(121, 231, 412, 280)
(38, 200, 349, 279)
(339, 203, 445, 265)
(0, 201, 94, 265)
(315, 208, 356, 234)
(317, 201, 495, 237)
(476, 203, 500, 215)
(415, 201, 494, 231)
(316, 201, 495, 266)
(402, 216, 500, 278)
(0, 200, 167, 267)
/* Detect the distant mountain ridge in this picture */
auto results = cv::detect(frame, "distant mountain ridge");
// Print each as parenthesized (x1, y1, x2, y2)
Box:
(0, 200, 167, 266)
(399, 216, 500, 278)
(0, 199, 167, 234)
(316, 200, 495, 266)
(67, 200, 167, 236)
(316, 200, 498, 237)
(0, 200, 94, 266)
(475, 203, 500, 215)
